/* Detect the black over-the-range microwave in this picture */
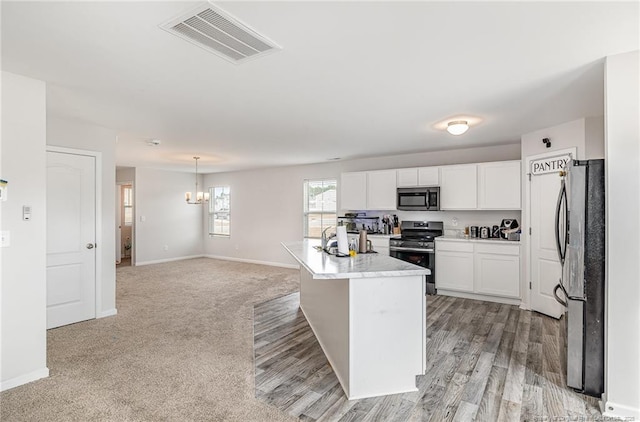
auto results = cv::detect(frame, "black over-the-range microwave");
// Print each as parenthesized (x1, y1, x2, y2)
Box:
(396, 187, 440, 211)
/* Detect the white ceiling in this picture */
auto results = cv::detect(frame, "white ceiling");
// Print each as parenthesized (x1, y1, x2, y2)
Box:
(2, 1, 638, 173)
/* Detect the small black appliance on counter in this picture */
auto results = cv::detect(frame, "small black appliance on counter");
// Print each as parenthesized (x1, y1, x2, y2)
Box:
(500, 219, 520, 240)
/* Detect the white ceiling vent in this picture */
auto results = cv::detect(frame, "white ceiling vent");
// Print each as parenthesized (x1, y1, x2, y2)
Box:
(160, 3, 281, 64)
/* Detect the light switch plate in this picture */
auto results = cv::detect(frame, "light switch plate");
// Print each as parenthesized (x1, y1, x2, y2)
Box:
(23, 205, 32, 221)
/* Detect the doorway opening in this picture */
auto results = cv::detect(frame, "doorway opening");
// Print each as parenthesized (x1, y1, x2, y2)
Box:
(117, 182, 134, 267)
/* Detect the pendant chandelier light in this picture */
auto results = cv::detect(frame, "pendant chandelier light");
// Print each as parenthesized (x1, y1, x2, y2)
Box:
(185, 156, 209, 204)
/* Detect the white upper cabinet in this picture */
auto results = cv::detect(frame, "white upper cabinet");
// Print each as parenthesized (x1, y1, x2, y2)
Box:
(367, 170, 397, 210)
(418, 167, 439, 186)
(478, 161, 521, 210)
(341, 170, 396, 210)
(397, 168, 418, 187)
(343, 160, 521, 212)
(396, 166, 440, 187)
(441, 160, 522, 210)
(341, 172, 367, 210)
(440, 164, 478, 210)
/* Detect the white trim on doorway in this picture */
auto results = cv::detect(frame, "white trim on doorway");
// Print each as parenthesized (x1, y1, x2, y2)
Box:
(117, 181, 135, 266)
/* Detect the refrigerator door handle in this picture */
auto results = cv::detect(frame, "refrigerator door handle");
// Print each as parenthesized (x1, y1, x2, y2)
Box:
(555, 177, 568, 265)
(553, 281, 568, 307)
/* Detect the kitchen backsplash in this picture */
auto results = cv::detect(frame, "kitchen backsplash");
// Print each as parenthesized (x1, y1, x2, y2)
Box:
(353, 210, 522, 236)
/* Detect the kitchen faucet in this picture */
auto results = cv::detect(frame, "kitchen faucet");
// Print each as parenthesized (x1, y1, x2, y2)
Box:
(321, 226, 335, 250)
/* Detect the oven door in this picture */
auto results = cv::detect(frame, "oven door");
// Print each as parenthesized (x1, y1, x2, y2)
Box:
(389, 246, 436, 294)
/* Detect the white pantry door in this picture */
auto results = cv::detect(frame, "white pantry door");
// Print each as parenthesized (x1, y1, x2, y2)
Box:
(528, 149, 575, 319)
(46, 151, 96, 329)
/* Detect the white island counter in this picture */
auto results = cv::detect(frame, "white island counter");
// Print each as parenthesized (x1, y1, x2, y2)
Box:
(282, 240, 430, 400)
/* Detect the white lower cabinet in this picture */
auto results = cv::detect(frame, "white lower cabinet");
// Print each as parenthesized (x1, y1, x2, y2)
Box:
(474, 244, 520, 298)
(434, 242, 474, 292)
(436, 239, 521, 303)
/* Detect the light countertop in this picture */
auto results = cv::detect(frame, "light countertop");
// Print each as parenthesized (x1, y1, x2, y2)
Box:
(437, 236, 521, 244)
(282, 239, 430, 279)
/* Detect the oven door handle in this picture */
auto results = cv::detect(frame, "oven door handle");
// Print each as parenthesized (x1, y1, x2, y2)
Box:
(389, 246, 435, 253)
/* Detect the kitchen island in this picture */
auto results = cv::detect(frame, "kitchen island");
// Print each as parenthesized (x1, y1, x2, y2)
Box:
(282, 240, 430, 400)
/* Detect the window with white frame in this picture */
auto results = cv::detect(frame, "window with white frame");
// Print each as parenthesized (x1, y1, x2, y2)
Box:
(122, 185, 133, 226)
(304, 179, 337, 238)
(209, 186, 230, 236)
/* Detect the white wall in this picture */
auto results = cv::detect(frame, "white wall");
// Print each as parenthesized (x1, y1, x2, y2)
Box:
(0, 72, 49, 390)
(204, 143, 521, 267)
(134, 168, 204, 265)
(585, 117, 605, 159)
(521, 116, 603, 161)
(116, 167, 135, 183)
(603, 50, 639, 419)
(47, 116, 117, 317)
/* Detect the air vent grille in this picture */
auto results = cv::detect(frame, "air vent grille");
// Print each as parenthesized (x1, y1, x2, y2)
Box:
(160, 3, 281, 64)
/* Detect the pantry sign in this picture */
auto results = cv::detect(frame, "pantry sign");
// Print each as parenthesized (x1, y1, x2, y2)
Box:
(531, 154, 572, 176)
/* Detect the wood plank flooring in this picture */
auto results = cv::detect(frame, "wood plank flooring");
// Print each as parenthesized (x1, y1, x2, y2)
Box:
(253, 293, 601, 421)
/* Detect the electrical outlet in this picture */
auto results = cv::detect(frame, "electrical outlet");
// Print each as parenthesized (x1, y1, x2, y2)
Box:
(1, 231, 10, 247)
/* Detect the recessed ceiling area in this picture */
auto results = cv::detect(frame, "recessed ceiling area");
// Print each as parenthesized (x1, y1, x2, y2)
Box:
(1, 1, 637, 173)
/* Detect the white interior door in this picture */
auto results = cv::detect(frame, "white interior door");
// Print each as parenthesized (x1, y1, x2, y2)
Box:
(46, 151, 96, 329)
(528, 149, 574, 319)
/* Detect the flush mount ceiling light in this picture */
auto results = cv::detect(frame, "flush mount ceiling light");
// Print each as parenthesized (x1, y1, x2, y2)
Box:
(185, 156, 209, 205)
(447, 121, 469, 136)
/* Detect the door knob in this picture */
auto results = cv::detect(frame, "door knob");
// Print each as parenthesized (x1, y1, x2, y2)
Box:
(86, 243, 95, 249)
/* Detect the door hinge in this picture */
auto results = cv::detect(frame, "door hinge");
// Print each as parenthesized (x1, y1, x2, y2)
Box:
(527, 173, 531, 181)
(529, 227, 532, 235)
(529, 281, 532, 289)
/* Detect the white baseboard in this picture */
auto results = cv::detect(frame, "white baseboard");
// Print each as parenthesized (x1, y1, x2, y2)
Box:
(602, 400, 640, 420)
(518, 302, 531, 311)
(0, 367, 49, 392)
(437, 289, 521, 306)
(204, 254, 299, 270)
(98, 308, 117, 318)
(135, 254, 205, 266)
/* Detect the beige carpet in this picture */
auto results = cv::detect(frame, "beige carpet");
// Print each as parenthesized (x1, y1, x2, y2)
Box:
(0, 258, 301, 421)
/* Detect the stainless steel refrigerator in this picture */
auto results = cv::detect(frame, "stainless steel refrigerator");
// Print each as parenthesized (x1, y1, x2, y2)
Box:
(554, 158, 605, 397)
